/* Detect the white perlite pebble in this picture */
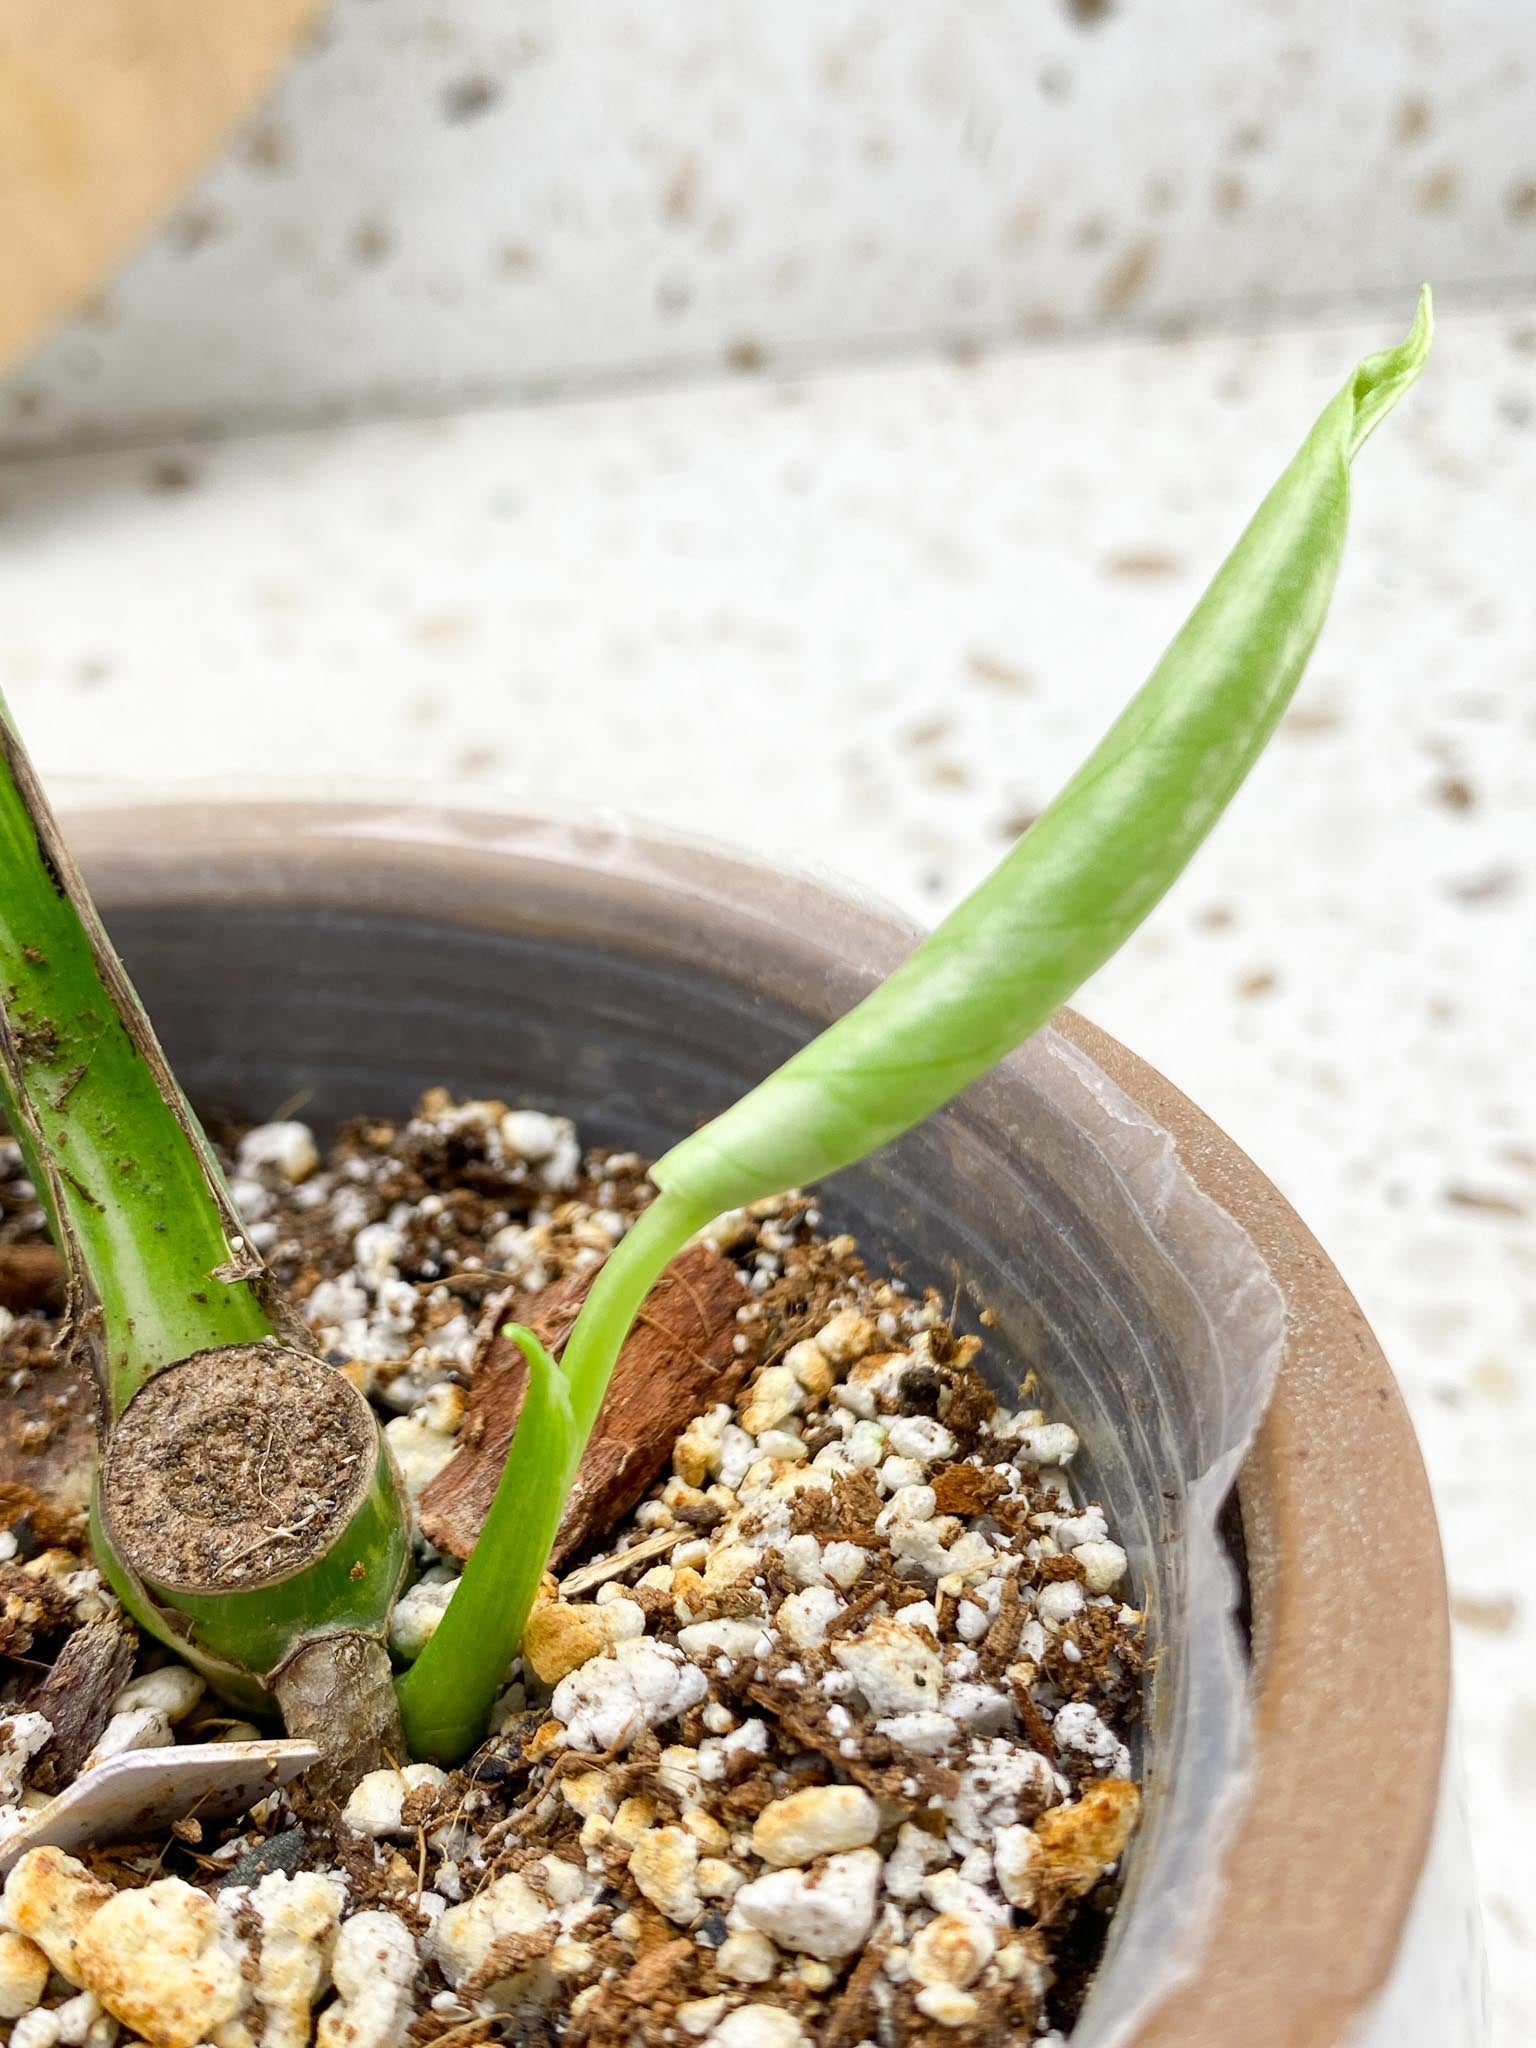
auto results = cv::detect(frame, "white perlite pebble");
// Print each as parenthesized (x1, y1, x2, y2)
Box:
(352, 1223, 404, 1289)
(821, 1542, 867, 1589)
(388, 1575, 457, 1660)
(884, 1821, 954, 1903)
(994, 1825, 1045, 1911)
(677, 1620, 773, 1663)
(755, 1429, 807, 1464)
(884, 1416, 956, 1464)
(316, 1912, 418, 2048)
(50, 1990, 103, 2047)
(750, 1785, 881, 1867)
(239, 1870, 344, 2048)
(1051, 1507, 1109, 1550)
(900, 1602, 943, 1645)
(237, 1122, 320, 1184)
(923, 1869, 1011, 1930)
(703, 2006, 809, 2048)
(909, 1909, 995, 1989)
(842, 1419, 887, 1467)
(715, 1930, 779, 1984)
(952, 1741, 1059, 1838)
(68, 1873, 245, 2042)
(10, 2010, 60, 2048)
(943, 1683, 1013, 1736)
(110, 1666, 204, 1724)
(814, 1312, 877, 1365)
(785, 1341, 833, 1396)
(498, 1109, 565, 1164)
(738, 1365, 804, 1437)
(1014, 1423, 1079, 1466)
(1054, 1701, 1133, 1777)
(779, 1535, 827, 1588)
(956, 1600, 990, 1642)
(886, 1520, 955, 1578)
(733, 1849, 881, 1960)
(0, 1931, 49, 2019)
(551, 1638, 707, 1752)
(486, 1222, 551, 1291)
(628, 1827, 701, 1924)
(429, 1871, 553, 1992)
(943, 1530, 993, 1580)
(342, 1765, 449, 1839)
(383, 1413, 459, 1503)
(878, 1455, 925, 1494)
(775, 1587, 842, 1651)
(1037, 1580, 1085, 1627)
(914, 1982, 980, 2028)
(879, 1483, 936, 1529)
(0, 1715, 53, 1801)
(874, 1711, 957, 1755)
(696, 1859, 743, 1902)
(677, 1995, 728, 2038)
(1073, 1540, 1129, 1594)
(833, 1621, 944, 1715)
(83, 1707, 172, 1771)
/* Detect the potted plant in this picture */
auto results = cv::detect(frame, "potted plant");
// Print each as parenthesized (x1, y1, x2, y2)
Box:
(0, 297, 1482, 2046)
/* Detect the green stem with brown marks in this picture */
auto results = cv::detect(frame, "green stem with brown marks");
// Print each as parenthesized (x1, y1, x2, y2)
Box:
(0, 692, 409, 1771)
(0, 695, 283, 1413)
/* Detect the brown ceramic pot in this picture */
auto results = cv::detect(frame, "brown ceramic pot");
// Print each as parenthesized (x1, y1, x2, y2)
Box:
(68, 801, 1480, 2048)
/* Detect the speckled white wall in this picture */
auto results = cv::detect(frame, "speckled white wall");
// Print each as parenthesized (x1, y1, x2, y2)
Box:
(3, 0, 1534, 451)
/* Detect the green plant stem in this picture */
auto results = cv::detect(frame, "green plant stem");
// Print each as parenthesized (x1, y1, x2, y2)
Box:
(399, 293, 1431, 1766)
(0, 692, 408, 1741)
(397, 1190, 707, 1761)
(0, 695, 280, 1412)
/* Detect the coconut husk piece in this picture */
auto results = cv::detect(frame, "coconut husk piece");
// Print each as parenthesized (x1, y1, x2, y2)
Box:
(419, 1244, 754, 1564)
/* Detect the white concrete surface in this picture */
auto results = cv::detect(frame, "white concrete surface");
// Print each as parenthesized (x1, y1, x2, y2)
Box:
(0, 300, 1530, 2034)
(4, 0, 1535, 452)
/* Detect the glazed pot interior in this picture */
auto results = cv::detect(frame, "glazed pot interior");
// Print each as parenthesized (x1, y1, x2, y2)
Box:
(92, 831, 1275, 2039)
(61, 802, 1453, 2048)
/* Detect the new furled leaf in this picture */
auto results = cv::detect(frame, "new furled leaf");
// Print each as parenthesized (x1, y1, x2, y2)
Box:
(401, 292, 1431, 1763)
(649, 287, 1433, 1215)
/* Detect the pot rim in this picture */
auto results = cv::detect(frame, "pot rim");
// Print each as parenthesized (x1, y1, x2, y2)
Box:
(68, 797, 1449, 2048)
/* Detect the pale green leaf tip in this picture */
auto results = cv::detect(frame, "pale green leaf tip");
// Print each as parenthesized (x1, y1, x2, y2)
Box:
(505, 1320, 576, 1427)
(505, 1322, 557, 1381)
(1348, 284, 1433, 458)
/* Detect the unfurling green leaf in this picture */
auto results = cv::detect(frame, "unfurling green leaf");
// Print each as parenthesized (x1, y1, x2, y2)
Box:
(649, 287, 1433, 1217)
(402, 294, 1432, 1762)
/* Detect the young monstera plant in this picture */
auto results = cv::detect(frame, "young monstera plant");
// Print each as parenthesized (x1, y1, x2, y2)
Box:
(0, 296, 1430, 1787)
